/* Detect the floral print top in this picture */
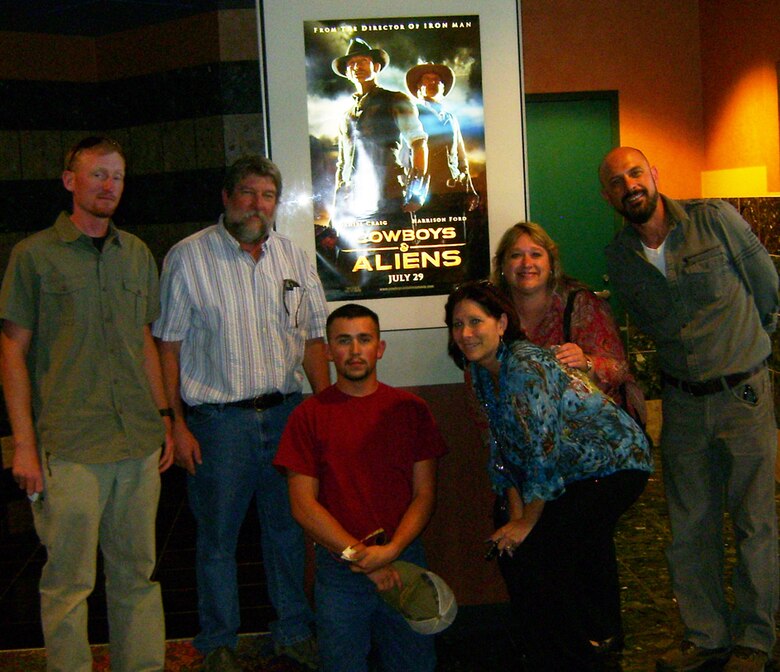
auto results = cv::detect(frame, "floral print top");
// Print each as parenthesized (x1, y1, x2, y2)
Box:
(469, 340, 652, 503)
(522, 284, 631, 406)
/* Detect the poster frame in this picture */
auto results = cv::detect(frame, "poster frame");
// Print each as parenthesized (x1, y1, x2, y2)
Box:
(258, 0, 527, 332)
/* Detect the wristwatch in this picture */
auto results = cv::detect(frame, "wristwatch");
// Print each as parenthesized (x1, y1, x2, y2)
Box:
(583, 356, 593, 373)
(159, 408, 175, 420)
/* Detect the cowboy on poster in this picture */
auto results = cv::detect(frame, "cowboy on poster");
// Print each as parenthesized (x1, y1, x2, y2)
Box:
(304, 16, 489, 301)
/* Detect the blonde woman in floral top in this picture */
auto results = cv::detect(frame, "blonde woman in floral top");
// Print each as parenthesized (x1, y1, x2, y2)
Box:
(492, 221, 646, 423)
(445, 280, 652, 672)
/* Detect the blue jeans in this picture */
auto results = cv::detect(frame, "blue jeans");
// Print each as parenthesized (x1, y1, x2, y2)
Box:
(186, 395, 314, 653)
(662, 367, 778, 653)
(314, 540, 436, 672)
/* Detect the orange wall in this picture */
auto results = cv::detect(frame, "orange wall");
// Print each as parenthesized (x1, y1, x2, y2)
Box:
(699, 0, 780, 194)
(522, 0, 780, 198)
(522, 0, 705, 198)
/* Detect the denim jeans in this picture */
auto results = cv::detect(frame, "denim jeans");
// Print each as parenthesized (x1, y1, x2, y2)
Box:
(661, 367, 778, 653)
(186, 395, 314, 653)
(314, 539, 436, 672)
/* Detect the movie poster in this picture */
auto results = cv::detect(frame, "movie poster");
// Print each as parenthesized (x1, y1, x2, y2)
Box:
(304, 16, 490, 301)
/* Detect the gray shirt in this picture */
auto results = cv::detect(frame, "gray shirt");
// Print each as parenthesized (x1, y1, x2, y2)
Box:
(605, 195, 778, 381)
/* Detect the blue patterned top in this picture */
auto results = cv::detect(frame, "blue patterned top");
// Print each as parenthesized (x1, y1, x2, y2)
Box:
(470, 340, 653, 503)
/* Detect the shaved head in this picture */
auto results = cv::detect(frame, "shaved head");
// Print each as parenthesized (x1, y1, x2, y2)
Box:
(599, 147, 660, 225)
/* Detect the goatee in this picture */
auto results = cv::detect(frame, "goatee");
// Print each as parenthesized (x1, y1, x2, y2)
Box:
(622, 189, 659, 225)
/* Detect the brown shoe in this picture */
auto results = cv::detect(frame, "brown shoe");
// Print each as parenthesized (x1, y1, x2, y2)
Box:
(656, 640, 731, 671)
(723, 646, 768, 672)
(202, 645, 243, 672)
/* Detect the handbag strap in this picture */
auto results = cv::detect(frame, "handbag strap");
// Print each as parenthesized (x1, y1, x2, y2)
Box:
(562, 289, 581, 343)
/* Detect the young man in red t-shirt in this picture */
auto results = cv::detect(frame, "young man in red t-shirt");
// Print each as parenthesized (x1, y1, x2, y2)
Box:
(274, 303, 447, 672)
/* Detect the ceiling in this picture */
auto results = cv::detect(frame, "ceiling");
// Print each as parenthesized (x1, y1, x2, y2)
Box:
(0, 0, 251, 37)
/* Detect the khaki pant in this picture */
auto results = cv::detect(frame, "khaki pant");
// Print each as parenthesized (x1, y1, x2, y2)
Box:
(33, 450, 165, 672)
(661, 368, 778, 652)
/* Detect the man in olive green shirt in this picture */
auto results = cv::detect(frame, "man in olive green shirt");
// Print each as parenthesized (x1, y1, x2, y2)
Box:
(0, 137, 173, 672)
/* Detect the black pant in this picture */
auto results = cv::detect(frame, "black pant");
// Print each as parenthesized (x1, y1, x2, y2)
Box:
(496, 470, 649, 672)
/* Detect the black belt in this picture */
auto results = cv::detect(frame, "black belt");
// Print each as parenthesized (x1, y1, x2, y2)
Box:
(223, 391, 292, 411)
(661, 363, 766, 397)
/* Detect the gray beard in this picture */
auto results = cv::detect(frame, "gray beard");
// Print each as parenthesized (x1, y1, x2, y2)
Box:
(224, 212, 272, 244)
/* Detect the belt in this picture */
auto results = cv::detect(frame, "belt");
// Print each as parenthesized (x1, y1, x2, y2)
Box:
(661, 363, 766, 397)
(222, 391, 293, 411)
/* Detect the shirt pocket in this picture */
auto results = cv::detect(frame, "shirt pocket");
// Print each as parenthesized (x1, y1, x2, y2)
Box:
(121, 278, 149, 327)
(681, 246, 730, 305)
(40, 273, 90, 326)
(282, 284, 309, 332)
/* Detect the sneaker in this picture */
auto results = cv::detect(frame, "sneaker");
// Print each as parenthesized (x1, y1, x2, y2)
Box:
(656, 640, 731, 671)
(274, 636, 320, 670)
(723, 646, 768, 672)
(202, 645, 243, 672)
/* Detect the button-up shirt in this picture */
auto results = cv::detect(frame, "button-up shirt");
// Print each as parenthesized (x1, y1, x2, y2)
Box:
(153, 220, 328, 405)
(0, 212, 164, 463)
(606, 195, 778, 381)
(470, 341, 652, 503)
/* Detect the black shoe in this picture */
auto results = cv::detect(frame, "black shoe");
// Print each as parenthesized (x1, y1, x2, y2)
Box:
(656, 641, 731, 672)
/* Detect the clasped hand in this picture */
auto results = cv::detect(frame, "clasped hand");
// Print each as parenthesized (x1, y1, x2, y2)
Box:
(553, 342, 588, 372)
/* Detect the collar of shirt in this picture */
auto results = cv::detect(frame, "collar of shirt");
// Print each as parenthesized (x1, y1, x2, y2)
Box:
(54, 211, 121, 249)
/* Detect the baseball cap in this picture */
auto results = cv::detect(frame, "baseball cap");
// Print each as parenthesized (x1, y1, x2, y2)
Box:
(379, 561, 458, 635)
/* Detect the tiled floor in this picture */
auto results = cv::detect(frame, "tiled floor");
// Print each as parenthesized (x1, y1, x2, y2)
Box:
(1, 455, 779, 671)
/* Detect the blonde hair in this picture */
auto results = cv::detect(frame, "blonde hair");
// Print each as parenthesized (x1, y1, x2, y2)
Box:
(491, 222, 563, 294)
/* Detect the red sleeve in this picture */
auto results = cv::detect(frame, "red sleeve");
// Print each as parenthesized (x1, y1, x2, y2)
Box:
(569, 290, 631, 399)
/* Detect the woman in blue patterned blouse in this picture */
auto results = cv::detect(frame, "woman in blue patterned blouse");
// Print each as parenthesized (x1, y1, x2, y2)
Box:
(445, 280, 653, 672)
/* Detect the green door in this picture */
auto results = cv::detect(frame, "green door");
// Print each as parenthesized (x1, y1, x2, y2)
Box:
(524, 92, 620, 293)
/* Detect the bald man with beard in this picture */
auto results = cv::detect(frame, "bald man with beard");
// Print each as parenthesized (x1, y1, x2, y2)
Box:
(600, 147, 778, 672)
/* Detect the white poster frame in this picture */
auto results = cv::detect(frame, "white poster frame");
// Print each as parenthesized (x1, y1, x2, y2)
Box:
(257, 0, 527, 384)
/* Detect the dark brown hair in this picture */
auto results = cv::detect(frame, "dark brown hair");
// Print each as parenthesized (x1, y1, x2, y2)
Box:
(444, 280, 525, 369)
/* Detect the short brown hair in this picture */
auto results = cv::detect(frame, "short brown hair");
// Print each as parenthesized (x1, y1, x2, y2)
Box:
(444, 280, 524, 369)
(223, 156, 283, 200)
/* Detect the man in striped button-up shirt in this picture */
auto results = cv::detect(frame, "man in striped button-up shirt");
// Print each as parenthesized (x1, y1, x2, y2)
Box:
(154, 156, 330, 672)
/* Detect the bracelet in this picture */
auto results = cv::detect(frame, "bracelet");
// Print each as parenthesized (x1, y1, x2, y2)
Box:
(159, 408, 175, 420)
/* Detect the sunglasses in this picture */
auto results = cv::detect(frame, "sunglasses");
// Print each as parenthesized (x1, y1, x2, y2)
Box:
(65, 136, 124, 171)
